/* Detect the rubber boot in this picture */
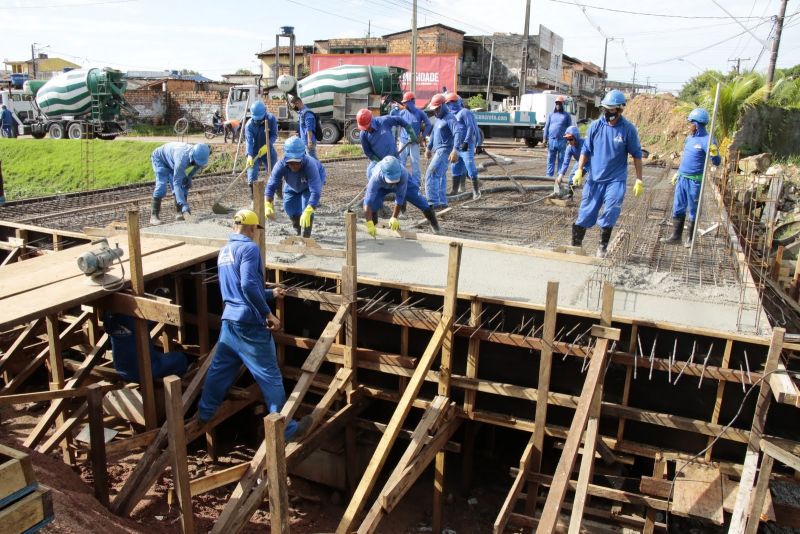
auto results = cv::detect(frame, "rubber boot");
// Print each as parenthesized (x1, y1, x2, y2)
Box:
(450, 175, 463, 195)
(572, 223, 586, 247)
(458, 176, 467, 193)
(423, 207, 441, 234)
(597, 226, 613, 258)
(175, 201, 184, 221)
(301, 215, 313, 239)
(150, 198, 162, 225)
(471, 178, 482, 200)
(291, 216, 301, 236)
(660, 216, 685, 244)
(684, 219, 695, 248)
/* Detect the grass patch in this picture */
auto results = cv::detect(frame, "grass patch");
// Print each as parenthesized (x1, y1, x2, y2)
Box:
(321, 143, 363, 160)
(128, 123, 177, 136)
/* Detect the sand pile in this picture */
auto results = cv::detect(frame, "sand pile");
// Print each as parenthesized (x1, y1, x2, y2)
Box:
(625, 94, 689, 156)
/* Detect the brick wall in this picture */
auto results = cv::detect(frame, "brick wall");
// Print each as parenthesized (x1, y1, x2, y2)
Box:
(125, 90, 167, 124)
(167, 90, 227, 124)
(386, 28, 463, 54)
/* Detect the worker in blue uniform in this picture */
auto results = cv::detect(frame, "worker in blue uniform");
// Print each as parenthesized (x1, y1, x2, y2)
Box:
(245, 101, 278, 201)
(150, 142, 210, 225)
(424, 94, 461, 209)
(543, 96, 573, 178)
(571, 90, 644, 258)
(265, 136, 325, 238)
(445, 93, 482, 199)
(662, 107, 721, 247)
(555, 125, 590, 200)
(1, 105, 16, 138)
(290, 96, 318, 160)
(197, 209, 312, 440)
(357, 108, 416, 179)
(397, 92, 431, 188)
(363, 156, 440, 237)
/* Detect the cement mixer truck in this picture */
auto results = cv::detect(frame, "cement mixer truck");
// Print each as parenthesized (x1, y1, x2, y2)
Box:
(277, 64, 406, 144)
(17, 68, 135, 140)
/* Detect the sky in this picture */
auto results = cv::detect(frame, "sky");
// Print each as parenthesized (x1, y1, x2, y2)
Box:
(1, 0, 798, 94)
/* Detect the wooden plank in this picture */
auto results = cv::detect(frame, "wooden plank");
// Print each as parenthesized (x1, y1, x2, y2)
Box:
(671, 461, 724, 525)
(643, 456, 666, 534)
(0, 487, 53, 534)
(0, 444, 35, 504)
(769, 362, 799, 405)
(721, 475, 775, 519)
(568, 400, 601, 532)
(44, 313, 71, 464)
(86, 383, 109, 507)
(761, 438, 800, 472)
(0, 382, 116, 406)
(164, 375, 195, 534)
(463, 299, 482, 414)
(264, 414, 290, 534)
(38, 402, 88, 454)
(96, 292, 183, 327)
(590, 324, 620, 341)
(706, 338, 733, 461)
(744, 453, 774, 534)
(0, 319, 42, 377)
(522, 471, 670, 510)
(102, 388, 145, 426)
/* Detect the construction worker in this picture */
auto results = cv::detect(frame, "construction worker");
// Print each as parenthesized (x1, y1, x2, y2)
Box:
(1, 105, 16, 138)
(223, 118, 240, 143)
(571, 89, 643, 258)
(424, 94, 461, 209)
(265, 136, 325, 238)
(197, 209, 312, 440)
(445, 93, 481, 199)
(357, 108, 416, 179)
(363, 156, 440, 238)
(543, 96, 573, 178)
(212, 109, 223, 134)
(150, 142, 210, 225)
(289, 96, 318, 160)
(662, 108, 721, 247)
(397, 92, 431, 187)
(555, 125, 589, 200)
(245, 101, 278, 200)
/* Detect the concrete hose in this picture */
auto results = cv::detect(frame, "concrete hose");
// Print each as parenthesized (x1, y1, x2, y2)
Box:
(447, 184, 552, 202)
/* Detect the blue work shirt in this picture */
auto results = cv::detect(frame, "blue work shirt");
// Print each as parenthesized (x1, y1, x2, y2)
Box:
(398, 103, 431, 143)
(0, 108, 13, 126)
(361, 115, 412, 162)
(454, 108, 478, 147)
(245, 114, 278, 158)
(427, 111, 460, 152)
(364, 164, 409, 207)
(297, 107, 316, 146)
(152, 142, 203, 182)
(558, 134, 590, 176)
(678, 126, 721, 175)
(265, 155, 323, 207)
(218, 233, 275, 326)
(581, 116, 642, 184)
(544, 109, 572, 141)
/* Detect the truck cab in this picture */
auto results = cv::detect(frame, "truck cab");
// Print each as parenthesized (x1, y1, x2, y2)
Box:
(0, 89, 36, 136)
(520, 91, 577, 127)
(225, 85, 259, 123)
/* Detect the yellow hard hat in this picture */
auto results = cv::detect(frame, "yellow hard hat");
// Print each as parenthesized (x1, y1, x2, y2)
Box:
(233, 209, 263, 228)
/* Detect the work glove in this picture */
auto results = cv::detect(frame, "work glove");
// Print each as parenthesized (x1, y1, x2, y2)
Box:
(264, 201, 275, 220)
(671, 172, 679, 186)
(389, 217, 401, 231)
(633, 179, 645, 197)
(406, 129, 418, 144)
(425, 148, 432, 159)
(182, 175, 193, 190)
(555, 174, 563, 185)
(246, 155, 254, 168)
(573, 168, 584, 187)
(448, 150, 458, 164)
(256, 145, 269, 158)
(365, 220, 377, 238)
(299, 205, 314, 228)
(709, 144, 719, 158)
(459, 142, 469, 152)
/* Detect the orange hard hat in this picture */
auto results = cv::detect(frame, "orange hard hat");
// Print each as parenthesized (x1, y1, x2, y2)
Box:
(429, 94, 446, 108)
(555, 95, 566, 103)
(356, 108, 373, 131)
(401, 91, 415, 103)
(445, 92, 460, 103)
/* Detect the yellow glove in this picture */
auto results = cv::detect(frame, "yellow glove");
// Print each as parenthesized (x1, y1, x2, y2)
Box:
(633, 179, 644, 197)
(709, 144, 719, 158)
(246, 155, 254, 168)
(299, 205, 314, 228)
(256, 145, 269, 158)
(365, 220, 377, 238)
(389, 216, 401, 231)
(264, 201, 275, 220)
(573, 168, 584, 187)
(671, 172, 679, 186)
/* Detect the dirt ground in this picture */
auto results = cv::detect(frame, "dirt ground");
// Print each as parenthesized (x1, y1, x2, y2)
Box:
(625, 94, 688, 157)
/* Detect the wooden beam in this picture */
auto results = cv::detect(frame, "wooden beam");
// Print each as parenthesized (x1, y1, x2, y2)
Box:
(761, 438, 800, 471)
(706, 338, 733, 461)
(642, 455, 666, 534)
(744, 453, 774, 534)
(86, 383, 109, 507)
(264, 414, 290, 534)
(96, 292, 183, 326)
(38, 402, 88, 454)
(0, 382, 117, 406)
(164, 376, 195, 534)
(0, 319, 42, 378)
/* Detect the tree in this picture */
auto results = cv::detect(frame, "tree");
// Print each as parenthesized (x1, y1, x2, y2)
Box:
(235, 68, 253, 75)
(467, 94, 487, 110)
(679, 70, 733, 104)
(179, 69, 200, 76)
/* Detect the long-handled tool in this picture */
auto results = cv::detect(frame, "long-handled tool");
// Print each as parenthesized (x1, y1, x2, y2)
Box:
(211, 167, 248, 214)
(483, 150, 526, 194)
(344, 140, 414, 212)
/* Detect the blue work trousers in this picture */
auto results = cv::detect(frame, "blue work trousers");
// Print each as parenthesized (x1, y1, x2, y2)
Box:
(671, 174, 702, 221)
(399, 142, 422, 186)
(306, 142, 318, 161)
(366, 181, 430, 214)
(575, 179, 627, 229)
(152, 156, 190, 213)
(424, 148, 450, 208)
(283, 187, 311, 218)
(247, 148, 278, 185)
(197, 320, 299, 439)
(450, 143, 478, 179)
(546, 138, 567, 177)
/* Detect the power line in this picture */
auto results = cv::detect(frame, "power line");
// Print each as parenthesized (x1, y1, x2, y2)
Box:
(547, 0, 773, 20)
(0, 0, 134, 8)
(283, 0, 397, 34)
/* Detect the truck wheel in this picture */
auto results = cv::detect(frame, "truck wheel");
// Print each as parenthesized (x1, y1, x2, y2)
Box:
(345, 124, 361, 144)
(48, 123, 65, 140)
(525, 137, 538, 148)
(320, 121, 341, 144)
(67, 122, 84, 140)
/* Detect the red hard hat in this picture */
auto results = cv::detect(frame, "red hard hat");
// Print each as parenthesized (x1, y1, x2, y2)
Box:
(429, 94, 446, 108)
(555, 95, 566, 103)
(401, 91, 415, 103)
(356, 108, 373, 131)
(445, 92, 460, 103)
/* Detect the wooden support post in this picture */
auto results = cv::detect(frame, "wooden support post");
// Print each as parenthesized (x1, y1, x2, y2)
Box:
(399, 288, 410, 395)
(642, 455, 666, 534)
(344, 211, 360, 496)
(461, 297, 482, 493)
(275, 270, 286, 367)
(164, 375, 195, 534)
(729, 327, 784, 533)
(127, 210, 158, 430)
(706, 339, 733, 461)
(264, 414, 290, 534)
(15, 228, 27, 261)
(771, 245, 784, 281)
(253, 180, 265, 259)
(792, 253, 800, 300)
(744, 453, 774, 534)
(45, 314, 71, 464)
(53, 233, 63, 252)
(615, 323, 637, 442)
(0, 319, 41, 386)
(87, 383, 109, 507)
(194, 261, 214, 461)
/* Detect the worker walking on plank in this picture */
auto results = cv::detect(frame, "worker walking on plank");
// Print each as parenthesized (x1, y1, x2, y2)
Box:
(197, 209, 312, 440)
(149, 142, 210, 225)
(265, 136, 325, 238)
(424, 94, 461, 209)
(363, 156, 440, 238)
(289, 96, 319, 160)
(661, 108, 721, 247)
(543, 95, 573, 178)
(396, 92, 431, 189)
(245, 101, 278, 201)
(445, 93, 482, 199)
(358, 108, 416, 179)
(555, 125, 589, 200)
(571, 90, 644, 258)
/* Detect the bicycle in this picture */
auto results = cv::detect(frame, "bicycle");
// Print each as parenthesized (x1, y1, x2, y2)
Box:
(174, 111, 209, 135)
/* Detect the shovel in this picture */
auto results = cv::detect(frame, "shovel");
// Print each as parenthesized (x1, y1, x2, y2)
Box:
(483, 150, 527, 194)
(211, 167, 248, 214)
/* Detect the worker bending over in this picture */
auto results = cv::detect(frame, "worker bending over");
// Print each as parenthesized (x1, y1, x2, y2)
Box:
(358, 108, 416, 179)
(150, 142, 209, 225)
(424, 94, 461, 209)
(661, 108, 721, 247)
(245, 101, 278, 201)
(445, 93, 481, 200)
(571, 90, 643, 258)
(555, 125, 589, 200)
(544, 95, 573, 178)
(396, 92, 431, 189)
(265, 136, 325, 238)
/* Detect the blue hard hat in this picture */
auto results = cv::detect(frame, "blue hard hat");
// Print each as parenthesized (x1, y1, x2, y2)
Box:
(250, 100, 266, 120)
(284, 136, 306, 161)
(687, 108, 710, 124)
(600, 89, 626, 108)
(564, 125, 580, 139)
(379, 156, 402, 183)
(191, 143, 210, 166)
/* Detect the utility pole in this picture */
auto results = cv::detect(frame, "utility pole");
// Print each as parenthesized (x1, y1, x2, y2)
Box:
(765, 0, 788, 100)
(30, 43, 37, 79)
(728, 57, 750, 74)
(411, 0, 417, 92)
(519, 0, 532, 99)
(631, 63, 637, 94)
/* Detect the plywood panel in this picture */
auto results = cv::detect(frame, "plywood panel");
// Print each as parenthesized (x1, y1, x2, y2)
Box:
(672, 462, 724, 525)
